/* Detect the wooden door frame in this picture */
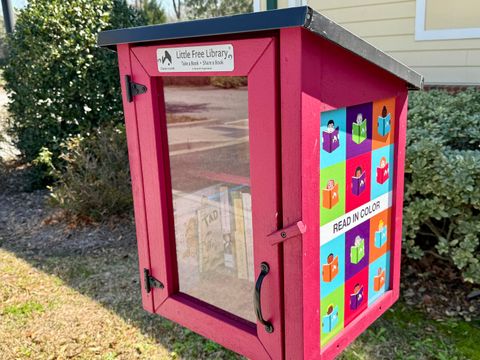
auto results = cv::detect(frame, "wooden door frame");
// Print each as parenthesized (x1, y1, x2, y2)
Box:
(117, 36, 284, 360)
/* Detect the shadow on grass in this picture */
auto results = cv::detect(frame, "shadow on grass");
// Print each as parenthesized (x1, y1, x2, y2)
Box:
(0, 175, 240, 359)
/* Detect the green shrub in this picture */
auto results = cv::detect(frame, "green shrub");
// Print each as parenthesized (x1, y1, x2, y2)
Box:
(3, 0, 145, 165)
(141, 0, 167, 25)
(185, 0, 252, 19)
(50, 124, 132, 220)
(404, 88, 480, 284)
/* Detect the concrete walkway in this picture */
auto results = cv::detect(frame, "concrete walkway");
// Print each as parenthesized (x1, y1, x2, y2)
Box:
(164, 85, 249, 156)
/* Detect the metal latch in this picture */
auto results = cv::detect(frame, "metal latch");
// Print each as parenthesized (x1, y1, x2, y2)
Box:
(144, 268, 164, 293)
(125, 75, 147, 103)
(268, 220, 306, 246)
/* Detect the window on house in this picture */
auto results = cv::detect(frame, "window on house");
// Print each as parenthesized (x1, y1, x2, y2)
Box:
(416, 0, 480, 40)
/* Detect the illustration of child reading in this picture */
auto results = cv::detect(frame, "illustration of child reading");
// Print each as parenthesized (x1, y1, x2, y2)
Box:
(350, 283, 364, 310)
(322, 304, 339, 334)
(352, 113, 367, 144)
(322, 179, 339, 209)
(350, 235, 365, 264)
(322, 253, 339, 282)
(374, 219, 388, 248)
(351, 166, 366, 196)
(376, 156, 389, 184)
(377, 105, 391, 137)
(373, 267, 386, 292)
(322, 119, 340, 153)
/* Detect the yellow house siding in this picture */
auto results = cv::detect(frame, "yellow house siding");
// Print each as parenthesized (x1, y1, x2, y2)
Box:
(318, 2, 416, 23)
(341, 19, 416, 37)
(425, 0, 480, 30)
(259, 0, 480, 85)
(278, 0, 289, 9)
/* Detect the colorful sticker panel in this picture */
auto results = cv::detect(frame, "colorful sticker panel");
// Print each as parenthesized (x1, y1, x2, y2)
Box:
(320, 108, 347, 169)
(319, 97, 396, 349)
(320, 285, 345, 348)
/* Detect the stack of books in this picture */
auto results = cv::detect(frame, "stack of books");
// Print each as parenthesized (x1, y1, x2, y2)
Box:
(175, 184, 255, 283)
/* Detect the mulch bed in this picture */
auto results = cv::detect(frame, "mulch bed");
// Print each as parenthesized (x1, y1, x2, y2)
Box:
(401, 254, 480, 322)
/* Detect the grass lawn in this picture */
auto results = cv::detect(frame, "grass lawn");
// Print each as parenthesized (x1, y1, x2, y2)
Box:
(1, 240, 479, 359)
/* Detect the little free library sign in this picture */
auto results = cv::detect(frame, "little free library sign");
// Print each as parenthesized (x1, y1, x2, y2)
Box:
(157, 44, 234, 72)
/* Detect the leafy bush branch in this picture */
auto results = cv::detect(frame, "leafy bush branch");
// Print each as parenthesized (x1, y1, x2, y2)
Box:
(404, 89, 480, 283)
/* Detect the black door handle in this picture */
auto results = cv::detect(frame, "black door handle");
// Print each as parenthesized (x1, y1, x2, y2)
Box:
(254, 262, 274, 333)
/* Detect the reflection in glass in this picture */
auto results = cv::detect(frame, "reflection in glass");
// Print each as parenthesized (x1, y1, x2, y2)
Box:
(164, 77, 255, 322)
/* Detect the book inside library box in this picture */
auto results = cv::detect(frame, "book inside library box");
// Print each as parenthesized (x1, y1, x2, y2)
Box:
(164, 77, 255, 322)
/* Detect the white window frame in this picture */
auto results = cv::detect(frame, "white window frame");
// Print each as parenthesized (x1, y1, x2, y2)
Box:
(253, 0, 260, 12)
(415, 0, 480, 40)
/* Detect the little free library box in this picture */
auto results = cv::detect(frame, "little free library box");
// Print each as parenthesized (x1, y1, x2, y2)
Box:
(98, 6, 423, 360)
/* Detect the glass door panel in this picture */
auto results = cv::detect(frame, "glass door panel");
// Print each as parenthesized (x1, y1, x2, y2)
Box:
(163, 77, 255, 322)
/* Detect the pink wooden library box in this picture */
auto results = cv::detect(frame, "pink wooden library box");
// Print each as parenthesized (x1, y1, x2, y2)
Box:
(98, 6, 423, 359)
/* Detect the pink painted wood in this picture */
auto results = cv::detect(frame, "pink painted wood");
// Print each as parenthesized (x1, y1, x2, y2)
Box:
(285, 28, 409, 359)
(390, 92, 409, 303)
(279, 27, 305, 360)
(117, 44, 154, 312)
(130, 55, 171, 307)
(122, 37, 284, 360)
(131, 37, 273, 77)
(268, 221, 306, 246)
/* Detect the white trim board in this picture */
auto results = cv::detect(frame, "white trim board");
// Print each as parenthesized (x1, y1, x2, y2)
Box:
(415, 0, 480, 41)
(253, 0, 260, 12)
(288, 0, 307, 7)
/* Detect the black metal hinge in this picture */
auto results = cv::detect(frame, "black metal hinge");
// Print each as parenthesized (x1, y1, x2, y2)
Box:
(125, 75, 147, 103)
(144, 268, 164, 293)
